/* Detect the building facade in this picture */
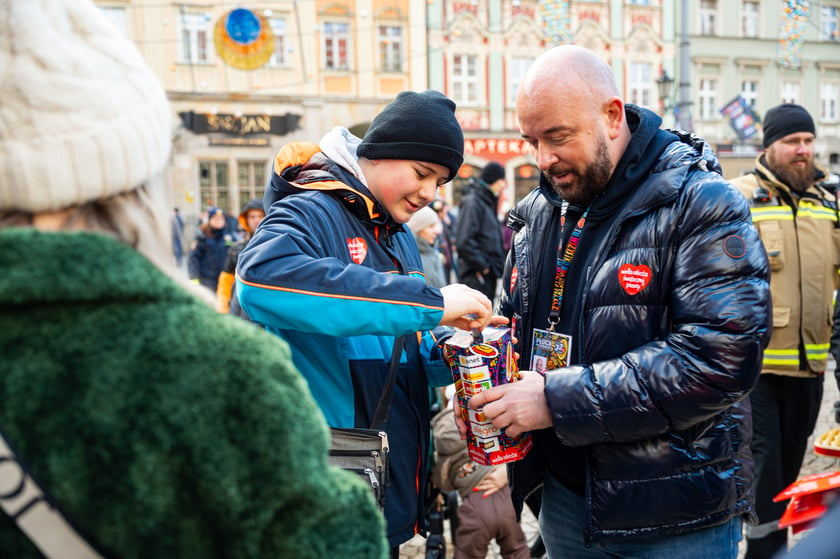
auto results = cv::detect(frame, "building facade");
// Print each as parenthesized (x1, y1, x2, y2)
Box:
(96, 0, 429, 228)
(95, 0, 839, 227)
(672, 0, 840, 178)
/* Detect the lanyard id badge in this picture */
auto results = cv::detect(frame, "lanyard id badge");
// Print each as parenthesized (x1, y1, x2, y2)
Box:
(529, 328, 572, 373)
(529, 202, 586, 372)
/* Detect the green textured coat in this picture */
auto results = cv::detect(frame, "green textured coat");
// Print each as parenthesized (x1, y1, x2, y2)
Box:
(0, 228, 386, 558)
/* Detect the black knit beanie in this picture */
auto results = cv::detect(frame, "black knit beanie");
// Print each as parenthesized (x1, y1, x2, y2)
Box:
(762, 103, 815, 148)
(357, 90, 464, 182)
(480, 162, 506, 185)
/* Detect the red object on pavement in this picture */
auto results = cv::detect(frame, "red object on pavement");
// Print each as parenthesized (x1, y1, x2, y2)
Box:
(814, 427, 840, 457)
(774, 471, 840, 534)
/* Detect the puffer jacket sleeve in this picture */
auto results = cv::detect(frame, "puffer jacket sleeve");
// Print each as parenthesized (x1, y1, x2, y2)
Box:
(544, 173, 771, 445)
(236, 194, 445, 337)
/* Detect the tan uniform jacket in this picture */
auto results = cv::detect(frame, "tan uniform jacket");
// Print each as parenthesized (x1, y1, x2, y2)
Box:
(730, 156, 838, 377)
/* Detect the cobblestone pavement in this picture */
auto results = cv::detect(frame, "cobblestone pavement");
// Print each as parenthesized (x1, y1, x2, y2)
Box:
(400, 366, 840, 559)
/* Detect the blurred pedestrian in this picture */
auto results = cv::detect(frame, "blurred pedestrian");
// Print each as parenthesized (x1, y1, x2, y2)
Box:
(236, 91, 504, 556)
(0, 1, 387, 557)
(189, 206, 234, 292)
(465, 45, 771, 559)
(728, 103, 837, 559)
(216, 198, 265, 317)
(172, 207, 185, 267)
(456, 161, 507, 304)
(407, 205, 447, 289)
(431, 197, 458, 283)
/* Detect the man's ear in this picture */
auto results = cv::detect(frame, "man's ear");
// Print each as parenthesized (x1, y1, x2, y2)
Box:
(603, 97, 625, 140)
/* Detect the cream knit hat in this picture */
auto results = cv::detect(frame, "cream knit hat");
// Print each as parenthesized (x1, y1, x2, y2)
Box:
(406, 206, 440, 233)
(0, 0, 172, 212)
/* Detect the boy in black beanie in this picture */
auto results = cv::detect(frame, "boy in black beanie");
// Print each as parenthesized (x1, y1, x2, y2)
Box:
(237, 90, 506, 557)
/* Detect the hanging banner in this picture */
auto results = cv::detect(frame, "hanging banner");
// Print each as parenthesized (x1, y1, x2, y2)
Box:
(719, 95, 760, 141)
(540, 1, 572, 45)
(214, 8, 274, 70)
(776, 0, 810, 69)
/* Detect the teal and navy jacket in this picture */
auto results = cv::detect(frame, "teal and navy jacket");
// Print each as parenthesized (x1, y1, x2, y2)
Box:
(236, 141, 453, 547)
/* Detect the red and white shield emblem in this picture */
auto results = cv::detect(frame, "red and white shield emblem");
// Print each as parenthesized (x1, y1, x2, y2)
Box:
(347, 237, 368, 265)
(618, 264, 651, 295)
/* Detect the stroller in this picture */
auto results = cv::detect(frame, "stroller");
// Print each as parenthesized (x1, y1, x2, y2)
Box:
(424, 464, 460, 558)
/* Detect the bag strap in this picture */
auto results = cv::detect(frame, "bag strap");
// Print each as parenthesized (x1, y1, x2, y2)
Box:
(369, 334, 405, 431)
(0, 429, 106, 559)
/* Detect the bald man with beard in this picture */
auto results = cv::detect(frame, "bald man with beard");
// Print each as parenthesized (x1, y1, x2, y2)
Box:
(459, 45, 772, 558)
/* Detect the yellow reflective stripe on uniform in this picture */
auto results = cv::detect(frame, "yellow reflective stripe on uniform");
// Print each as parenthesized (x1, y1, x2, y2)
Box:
(763, 349, 799, 366)
(797, 201, 838, 221)
(805, 343, 830, 361)
(751, 207, 793, 221)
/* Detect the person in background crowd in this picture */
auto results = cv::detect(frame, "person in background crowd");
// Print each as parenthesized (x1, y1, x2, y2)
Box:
(463, 45, 771, 559)
(216, 198, 266, 317)
(431, 197, 458, 283)
(829, 293, 840, 424)
(189, 206, 235, 292)
(235, 90, 503, 557)
(407, 205, 447, 289)
(0, 1, 387, 557)
(456, 161, 507, 304)
(728, 103, 838, 559)
(172, 207, 185, 267)
(432, 387, 529, 559)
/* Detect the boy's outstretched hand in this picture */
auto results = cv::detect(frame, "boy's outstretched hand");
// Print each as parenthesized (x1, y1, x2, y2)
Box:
(439, 283, 507, 331)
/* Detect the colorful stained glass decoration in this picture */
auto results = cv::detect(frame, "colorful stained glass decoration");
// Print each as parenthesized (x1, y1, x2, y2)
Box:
(214, 8, 274, 70)
(776, 0, 810, 69)
(540, 1, 572, 45)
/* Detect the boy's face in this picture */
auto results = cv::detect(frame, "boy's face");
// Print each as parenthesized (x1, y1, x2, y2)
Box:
(365, 159, 450, 224)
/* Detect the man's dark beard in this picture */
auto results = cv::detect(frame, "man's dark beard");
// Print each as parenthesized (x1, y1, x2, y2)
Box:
(775, 162, 815, 193)
(545, 136, 612, 206)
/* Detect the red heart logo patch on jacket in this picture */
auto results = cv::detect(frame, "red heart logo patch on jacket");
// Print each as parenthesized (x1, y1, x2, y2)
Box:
(618, 264, 651, 295)
(347, 237, 368, 265)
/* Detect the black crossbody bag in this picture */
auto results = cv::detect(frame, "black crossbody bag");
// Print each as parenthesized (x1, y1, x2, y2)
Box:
(328, 335, 404, 510)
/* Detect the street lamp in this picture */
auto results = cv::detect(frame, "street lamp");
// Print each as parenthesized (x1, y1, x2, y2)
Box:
(656, 69, 674, 113)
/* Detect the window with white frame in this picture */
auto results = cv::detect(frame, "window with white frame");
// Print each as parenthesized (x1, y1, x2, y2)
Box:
(700, 0, 717, 36)
(822, 6, 839, 41)
(781, 81, 800, 104)
(698, 78, 718, 120)
(268, 18, 287, 67)
(199, 161, 230, 213)
(452, 54, 478, 105)
(378, 25, 403, 72)
(322, 22, 350, 70)
(178, 12, 210, 64)
(741, 79, 759, 108)
(741, 1, 759, 38)
(628, 62, 653, 108)
(98, 6, 128, 34)
(821, 82, 839, 122)
(237, 160, 268, 209)
(509, 56, 534, 103)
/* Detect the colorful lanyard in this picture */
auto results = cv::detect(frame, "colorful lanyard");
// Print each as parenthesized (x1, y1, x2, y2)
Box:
(548, 201, 589, 331)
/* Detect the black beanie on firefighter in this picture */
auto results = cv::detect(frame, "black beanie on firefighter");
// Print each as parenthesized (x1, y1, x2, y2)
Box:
(357, 90, 464, 182)
(762, 103, 816, 148)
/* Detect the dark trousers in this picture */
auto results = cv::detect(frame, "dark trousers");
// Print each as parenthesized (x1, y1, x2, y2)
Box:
(745, 373, 823, 559)
(461, 270, 498, 306)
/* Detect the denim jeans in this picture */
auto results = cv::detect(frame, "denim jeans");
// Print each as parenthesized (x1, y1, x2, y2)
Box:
(539, 471, 743, 559)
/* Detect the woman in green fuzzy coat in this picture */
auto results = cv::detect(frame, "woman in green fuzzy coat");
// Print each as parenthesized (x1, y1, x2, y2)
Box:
(0, 1, 387, 557)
